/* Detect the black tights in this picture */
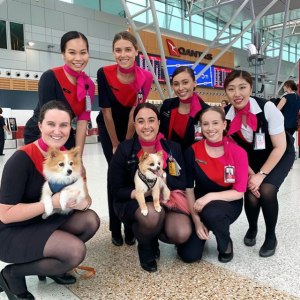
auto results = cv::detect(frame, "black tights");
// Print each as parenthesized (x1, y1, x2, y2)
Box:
(159, 211, 192, 245)
(245, 183, 278, 247)
(3, 210, 100, 295)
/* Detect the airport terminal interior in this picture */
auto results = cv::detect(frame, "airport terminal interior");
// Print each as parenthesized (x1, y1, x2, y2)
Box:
(0, 0, 300, 299)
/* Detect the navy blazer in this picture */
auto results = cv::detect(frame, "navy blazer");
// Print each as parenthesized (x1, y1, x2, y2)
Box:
(110, 136, 186, 218)
(159, 96, 210, 152)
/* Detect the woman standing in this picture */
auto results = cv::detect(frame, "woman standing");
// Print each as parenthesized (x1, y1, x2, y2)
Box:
(180, 107, 248, 263)
(0, 108, 11, 156)
(97, 31, 153, 246)
(224, 70, 295, 257)
(24, 31, 95, 155)
(277, 80, 300, 135)
(160, 66, 209, 152)
(0, 101, 100, 300)
(110, 103, 190, 272)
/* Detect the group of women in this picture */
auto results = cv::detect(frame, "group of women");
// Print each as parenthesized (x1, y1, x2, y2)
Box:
(0, 29, 295, 299)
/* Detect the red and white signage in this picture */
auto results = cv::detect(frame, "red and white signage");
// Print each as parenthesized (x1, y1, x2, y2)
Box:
(166, 39, 181, 57)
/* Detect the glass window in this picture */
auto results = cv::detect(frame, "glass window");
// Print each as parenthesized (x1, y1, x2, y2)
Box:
(183, 19, 189, 35)
(157, 11, 166, 28)
(205, 12, 217, 29)
(10, 22, 24, 51)
(154, 0, 165, 12)
(232, 38, 241, 49)
(168, 16, 181, 33)
(167, 4, 181, 17)
(129, 0, 146, 5)
(128, 3, 147, 22)
(0, 20, 7, 49)
(242, 38, 251, 50)
(74, 0, 99, 10)
(191, 14, 203, 24)
(205, 27, 217, 41)
(282, 51, 289, 61)
(191, 23, 203, 38)
(60, 0, 73, 3)
(290, 52, 296, 63)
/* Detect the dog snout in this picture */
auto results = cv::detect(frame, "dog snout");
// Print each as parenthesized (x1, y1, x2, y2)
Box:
(157, 166, 160, 170)
(67, 169, 72, 175)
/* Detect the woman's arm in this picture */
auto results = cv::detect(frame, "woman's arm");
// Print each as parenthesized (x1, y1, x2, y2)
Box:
(3, 125, 11, 134)
(125, 107, 136, 140)
(102, 107, 119, 154)
(75, 120, 88, 157)
(277, 97, 286, 111)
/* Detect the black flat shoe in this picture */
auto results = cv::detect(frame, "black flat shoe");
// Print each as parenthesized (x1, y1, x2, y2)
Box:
(218, 239, 233, 263)
(0, 271, 35, 300)
(111, 236, 123, 246)
(124, 231, 136, 246)
(243, 229, 257, 247)
(244, 237, 256, 247)
(140, 260, 157, 273)
(38, 273, 76, 285)
(259, 239, 277, 257)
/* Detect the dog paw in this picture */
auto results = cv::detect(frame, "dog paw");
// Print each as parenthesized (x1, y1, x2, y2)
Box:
(141, 209, 148, 216)
(154, 205, 162, 213)
(42, 213, 48, 219)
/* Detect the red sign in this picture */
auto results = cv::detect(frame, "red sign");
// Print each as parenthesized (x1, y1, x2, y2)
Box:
(166, 39, 181, 57)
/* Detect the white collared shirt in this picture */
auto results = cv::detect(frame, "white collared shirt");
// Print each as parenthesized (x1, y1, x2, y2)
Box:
(225, 97, 284, 143)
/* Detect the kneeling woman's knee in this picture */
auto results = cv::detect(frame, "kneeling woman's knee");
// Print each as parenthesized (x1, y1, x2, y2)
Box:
(177, 245, 203, 263)
(67, 240, 86, 267)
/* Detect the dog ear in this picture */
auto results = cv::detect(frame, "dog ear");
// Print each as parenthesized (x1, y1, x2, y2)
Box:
(156, 150, 163, 157)
(140, 151, 149, 162)
(48, 147, 59, 159)
(70, 146, 81, 158)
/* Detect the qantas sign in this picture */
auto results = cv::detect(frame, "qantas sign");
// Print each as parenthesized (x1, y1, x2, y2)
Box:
(166, 38, 213, 60)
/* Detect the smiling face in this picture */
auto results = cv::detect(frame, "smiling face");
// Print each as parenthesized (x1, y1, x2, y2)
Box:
(38, 109, 71, 149)
(113, 39, 138, 69)
(62, 38, 89, 73)
(134, 108, 160, 142)
(201, 110, 226, 143)
(172, 71, 197, 101)
(225, 77, 252, 110)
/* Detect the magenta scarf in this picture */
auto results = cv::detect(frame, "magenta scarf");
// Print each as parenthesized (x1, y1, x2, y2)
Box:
(63, 64, 95, 102)
(118, 61, 152, 95)
(179, 92, 202, 118)
(206, 137, 234, 166)
(38, 138, 67, 152)
(227, 101, 257, 136)
(138, 133, 168, 168)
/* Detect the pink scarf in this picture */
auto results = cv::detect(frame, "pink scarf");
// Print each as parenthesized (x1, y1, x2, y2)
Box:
(138, 133, 168, 168)
(38, 138, 67, 152)
(63, 64, 95, 102)
(179, 92, 202, 118)
(118, 61, 152, 96)
(206, 137, 234, 166)
(227, 101, 257, 136)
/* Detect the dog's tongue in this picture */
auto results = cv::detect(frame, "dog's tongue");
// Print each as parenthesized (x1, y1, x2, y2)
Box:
(154, 170, 160, 177)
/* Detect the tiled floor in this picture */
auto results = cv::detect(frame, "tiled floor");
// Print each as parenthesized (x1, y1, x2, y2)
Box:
(0, 143, 299, 300)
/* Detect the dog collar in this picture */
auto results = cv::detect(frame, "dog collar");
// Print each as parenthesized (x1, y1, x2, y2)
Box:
(48, 179, 77, 195)
(138, 167, 157, 191)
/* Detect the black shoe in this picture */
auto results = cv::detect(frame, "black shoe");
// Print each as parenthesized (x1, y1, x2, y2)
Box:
(154, 248, 160, 259)
(111, 235, 123, 246)
(243, 229, 257, 247)
(140, 260, 157, 273)
(0, 271, 35, 300)
(218, 239, 233, 263)
(38, 273, 76, 285)
(151, 239, 160, 259)
(259, 239, 277, 258)
(124, 231, 136, 246)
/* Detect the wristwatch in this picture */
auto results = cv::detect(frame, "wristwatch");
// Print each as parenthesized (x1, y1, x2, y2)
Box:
(259, 170, 268, 176)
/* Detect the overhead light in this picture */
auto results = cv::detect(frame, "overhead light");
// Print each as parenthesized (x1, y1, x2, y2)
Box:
(246, 43, 258, 55)
(27, 41, 35, 46)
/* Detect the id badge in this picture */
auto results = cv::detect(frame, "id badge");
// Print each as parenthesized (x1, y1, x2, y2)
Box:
(224, 166, 235, 183)
(136, 91, 144, 105)
(168, 161, 177, 176)
(254, 129, 266, 150)
(85, 94, 92, 112)
(194, 122, 203, 141)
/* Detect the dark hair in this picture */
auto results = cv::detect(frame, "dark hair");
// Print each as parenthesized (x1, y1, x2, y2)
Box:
(113, 31, 138, 51)
(60, 31, 89, 53)
(224, 70, 253, 90)
(39, 100, 73, 123)
(0, 108, 2, 114)
(199, 107, 227, 136)
(133, 102, 160, 122)
(284, 80, 298, 92)
(172, 66, 195, 82)
(221, 99, 229, 105)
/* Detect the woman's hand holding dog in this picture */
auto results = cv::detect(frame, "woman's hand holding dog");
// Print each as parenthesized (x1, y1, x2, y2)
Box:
(51, 191, 91, 211)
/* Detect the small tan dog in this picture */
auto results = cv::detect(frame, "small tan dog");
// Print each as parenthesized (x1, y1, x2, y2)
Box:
(40, 147, 87, 219)
(134, 150, 170, 216)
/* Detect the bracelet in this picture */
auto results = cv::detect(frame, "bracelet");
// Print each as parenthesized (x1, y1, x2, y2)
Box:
(259, 170, 268, 176)
(82, 203, 91, 211)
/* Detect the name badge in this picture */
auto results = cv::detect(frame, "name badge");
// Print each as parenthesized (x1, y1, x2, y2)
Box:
(194, 122, 203, 141)
(254, 128, 265, 150)
(136, 91, 144, 105)
(168, 151, 181, 176)
(224, 166, 235, 183)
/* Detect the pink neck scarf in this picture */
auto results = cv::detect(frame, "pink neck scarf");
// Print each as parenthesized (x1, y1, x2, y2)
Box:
(138, 133, 168, 168)
(38, 138, 67, 152)
(227, 101, 257, 136)
(118, 63, 135, 74)
(179, 92, 202, 118)
(63, 64, 95, 102)
(205, 137, 234, 166)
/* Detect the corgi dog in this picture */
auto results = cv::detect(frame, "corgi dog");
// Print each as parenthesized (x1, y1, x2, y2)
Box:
(40, 147, 87, 219)
(134, 151, 170, 216)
